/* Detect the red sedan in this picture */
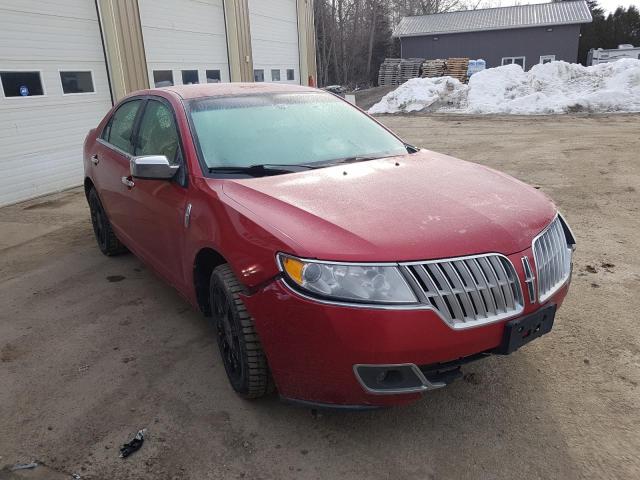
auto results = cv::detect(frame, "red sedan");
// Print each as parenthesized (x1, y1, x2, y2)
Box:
(83, 83, 575, 409)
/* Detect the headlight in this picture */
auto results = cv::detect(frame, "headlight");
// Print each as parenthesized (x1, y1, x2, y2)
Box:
(277, 253, 418, 304)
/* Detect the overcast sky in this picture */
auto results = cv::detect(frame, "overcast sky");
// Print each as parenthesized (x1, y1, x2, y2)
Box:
(591, 0, 638, 12)
(605, 0, 639, 12)
(490, 0, 639, 14)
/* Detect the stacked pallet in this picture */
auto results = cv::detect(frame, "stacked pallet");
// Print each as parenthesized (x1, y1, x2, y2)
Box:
(399, 58, 424, 84)
(445, 57, 470, 83)
(377, 58, 424, 87)
(377, 58, 401, 87)
(378, 57, 469, 86)
(421, 59, 446, 78)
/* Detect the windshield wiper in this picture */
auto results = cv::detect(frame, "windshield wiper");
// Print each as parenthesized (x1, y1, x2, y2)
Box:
(338, 155, 385, 163)
(208, 163, 320, 176)
(405, 143, 419, 154)
(314, 155, 385, 167)
(208, 156, 393, 176)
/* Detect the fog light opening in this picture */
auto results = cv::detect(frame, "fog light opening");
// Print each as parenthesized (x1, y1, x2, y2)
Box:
(376, 369, 404, 387)
(354, 364, 441, 394)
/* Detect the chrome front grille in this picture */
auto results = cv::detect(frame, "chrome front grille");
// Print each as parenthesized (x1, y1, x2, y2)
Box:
(533, 215, 573, 302)
(403, 254, 524, 329)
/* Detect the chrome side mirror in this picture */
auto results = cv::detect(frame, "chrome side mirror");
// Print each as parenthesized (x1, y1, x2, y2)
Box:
(130, 155, 179, 180)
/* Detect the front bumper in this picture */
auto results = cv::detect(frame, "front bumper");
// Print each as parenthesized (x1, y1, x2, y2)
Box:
(242, 251, 570, 408)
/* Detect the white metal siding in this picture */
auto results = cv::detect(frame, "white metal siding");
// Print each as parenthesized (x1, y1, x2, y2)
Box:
(248, 0, 300, 84)
(0, 0, 113, 206)
(139, 0, 230, 86)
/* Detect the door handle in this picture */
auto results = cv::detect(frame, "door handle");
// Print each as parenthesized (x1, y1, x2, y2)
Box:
(121, 176, 135, 188)
(91, 154, 99, 165)
(184, 203, 192, 228)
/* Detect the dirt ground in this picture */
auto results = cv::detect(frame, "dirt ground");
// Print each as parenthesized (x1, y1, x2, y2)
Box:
(353, 86, 396, 111)
(1, 114, 639, 480)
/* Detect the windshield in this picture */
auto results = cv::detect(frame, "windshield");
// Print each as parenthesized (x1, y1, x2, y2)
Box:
(187, 92, 408, 171)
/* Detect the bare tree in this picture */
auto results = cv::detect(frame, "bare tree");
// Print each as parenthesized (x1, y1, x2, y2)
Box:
(314, 0, 488, 87)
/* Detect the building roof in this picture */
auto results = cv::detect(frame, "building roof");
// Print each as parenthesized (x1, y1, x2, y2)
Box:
(393, 1, 592, 37)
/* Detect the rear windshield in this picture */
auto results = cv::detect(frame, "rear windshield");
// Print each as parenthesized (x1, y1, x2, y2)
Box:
(187, 92, 407, 170)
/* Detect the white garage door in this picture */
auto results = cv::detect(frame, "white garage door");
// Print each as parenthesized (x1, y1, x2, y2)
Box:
(0, 0, 113, 206)
(249, 0, 300, 84)
(139, 0, 230, 88)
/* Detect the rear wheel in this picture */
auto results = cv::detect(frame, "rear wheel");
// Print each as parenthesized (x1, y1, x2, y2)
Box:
(88, 188, 127, 256)
(210, 264, 274, 398)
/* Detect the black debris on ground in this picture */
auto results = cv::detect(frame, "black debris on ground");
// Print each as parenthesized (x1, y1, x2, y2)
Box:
(119, 429, 146, 459)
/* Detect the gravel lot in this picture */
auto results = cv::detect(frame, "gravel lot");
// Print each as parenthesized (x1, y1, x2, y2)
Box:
(1, 114, 639, 480)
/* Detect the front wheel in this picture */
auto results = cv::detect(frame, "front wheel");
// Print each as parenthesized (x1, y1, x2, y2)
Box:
(209, 264, 274, 398)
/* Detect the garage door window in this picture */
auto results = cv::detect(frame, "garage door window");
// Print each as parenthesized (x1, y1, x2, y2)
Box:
(287, 69, 295, 81)
(206, 70, 221, 83)
(182, 70, 199, 85)
(60, 71, 95, 94)
(102, 100, 143, 154)
(271, 69, 281, 82)
(254, 70, 264, 82)
(153, 70, 174, 87)
(0, 71, 44, 97)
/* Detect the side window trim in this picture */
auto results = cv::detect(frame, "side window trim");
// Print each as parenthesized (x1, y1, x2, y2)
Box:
(101, 116, 114, 143)
(132, 98, 152, 157)
(96, 137, 134, 159)
(130, 98, 149, 156)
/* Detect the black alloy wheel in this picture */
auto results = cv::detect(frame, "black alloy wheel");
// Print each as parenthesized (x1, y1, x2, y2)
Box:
(209, 264, 274, 398)
(87, 188, 127, 256)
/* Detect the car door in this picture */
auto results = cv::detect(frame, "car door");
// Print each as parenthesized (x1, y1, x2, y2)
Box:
(92, 98, 144, 241)
(125, 97, 190, 290)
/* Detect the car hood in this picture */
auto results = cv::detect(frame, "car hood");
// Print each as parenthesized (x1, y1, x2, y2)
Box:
(220, 150, 557, 262)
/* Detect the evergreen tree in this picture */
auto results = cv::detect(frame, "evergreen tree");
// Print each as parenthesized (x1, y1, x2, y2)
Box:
(578, 2, 640, 65)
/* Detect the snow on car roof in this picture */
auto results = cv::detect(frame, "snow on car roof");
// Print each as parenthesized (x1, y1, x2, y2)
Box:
(158, 82, 318, 100)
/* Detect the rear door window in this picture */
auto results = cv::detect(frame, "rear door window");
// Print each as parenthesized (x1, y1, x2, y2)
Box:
(102, 99, 143, 154)
(135, 99, 181, 165)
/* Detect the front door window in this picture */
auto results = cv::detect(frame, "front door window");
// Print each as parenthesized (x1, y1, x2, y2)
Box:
(135, 100, 181, 165)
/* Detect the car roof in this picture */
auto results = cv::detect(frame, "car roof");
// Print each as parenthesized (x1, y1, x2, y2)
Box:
(154, 82, 320, 100)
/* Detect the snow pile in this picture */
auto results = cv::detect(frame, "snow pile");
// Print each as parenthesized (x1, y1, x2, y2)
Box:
(467, 60, 640, 114)
(368, 59, 640, 115)
(368, 76, 468, 114)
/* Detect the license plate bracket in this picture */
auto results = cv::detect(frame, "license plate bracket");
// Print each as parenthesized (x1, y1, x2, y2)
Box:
(496, 305, 556, 355)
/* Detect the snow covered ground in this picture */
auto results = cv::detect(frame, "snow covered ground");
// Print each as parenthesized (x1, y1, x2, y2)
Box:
(368, 59, 640, 115)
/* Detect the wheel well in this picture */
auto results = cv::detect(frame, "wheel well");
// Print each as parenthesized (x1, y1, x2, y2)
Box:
(194, 248, 227, 316)
(84, 177, 94, 199)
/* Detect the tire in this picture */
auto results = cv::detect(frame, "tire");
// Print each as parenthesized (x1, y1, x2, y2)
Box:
(88, 188, 127, 256)
(210, 264, 274, 398)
